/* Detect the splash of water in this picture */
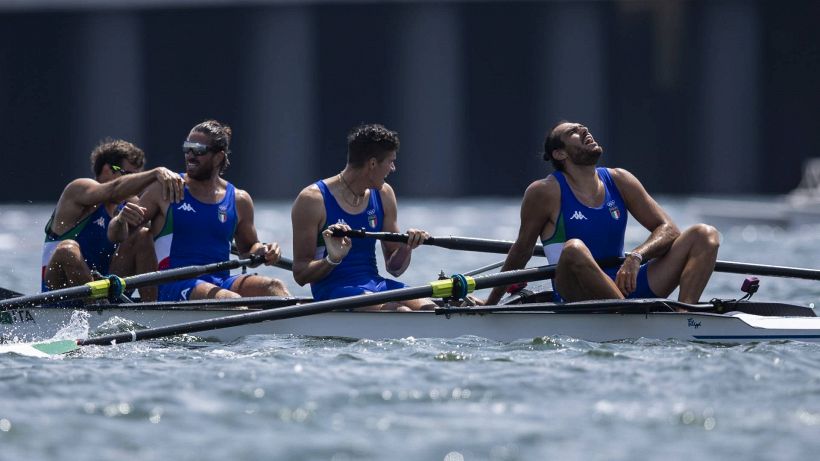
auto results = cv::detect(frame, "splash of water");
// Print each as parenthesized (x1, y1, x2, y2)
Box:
(52, 310, 91, 341)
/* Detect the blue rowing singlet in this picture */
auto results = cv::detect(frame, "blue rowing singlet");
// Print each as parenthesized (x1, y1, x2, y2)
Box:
(542, 167, 627, 264)
(311, 180, 385, 299)
(154, 177, 237, 278)
(41, 206, 116, 290)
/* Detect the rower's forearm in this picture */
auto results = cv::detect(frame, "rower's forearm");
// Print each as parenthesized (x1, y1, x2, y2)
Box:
(386, 245, 411, 276)
(293, 258, 338, 286)
(104, 171, 156, 203)
(107, 216, 130, 243)
(485, 245, 532, 305)
(633, 224, 680, 260)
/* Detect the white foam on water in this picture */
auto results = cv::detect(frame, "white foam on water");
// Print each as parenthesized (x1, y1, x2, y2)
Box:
(52, 310, 91, 341)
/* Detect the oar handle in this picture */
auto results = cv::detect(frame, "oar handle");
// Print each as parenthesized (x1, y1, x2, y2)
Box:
(332, 229, 545, 257)
(230, 242, 294, 271)
(333, 229, 421, 243)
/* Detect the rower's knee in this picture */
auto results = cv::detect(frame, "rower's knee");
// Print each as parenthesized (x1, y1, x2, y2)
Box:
(560, 239, 594, 268)
(264, 278, 290, 296)
(52, 240, 82, 262)
(133, 227, 155, 252)
(689, 224, 721, 253)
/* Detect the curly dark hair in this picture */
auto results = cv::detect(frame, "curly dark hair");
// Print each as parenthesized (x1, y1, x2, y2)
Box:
(90, 138, 145, 177)
(191, 119, 232, 174)
(346, 123, 400, 167)
(543, 120, 568, 171)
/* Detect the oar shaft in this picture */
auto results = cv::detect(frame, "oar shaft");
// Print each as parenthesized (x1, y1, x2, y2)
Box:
(78, 285, 434, 345)
(0, 285, 94, 310)
(78, 264, 559, 346)
(0, 255, 264, 310)
(121, 296, 312, 309)
(714, 261, 820, 280)
(125, 257, 257, 289)
(334, 229, 546, 257)
(463, 260, 505, 276)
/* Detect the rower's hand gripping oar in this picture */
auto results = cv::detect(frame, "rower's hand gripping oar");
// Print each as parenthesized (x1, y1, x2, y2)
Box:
(331, 229, 546, 257)
(30, 263, 561, 355)
(230, 242, 293, 272)
(0, 255, 265, 310)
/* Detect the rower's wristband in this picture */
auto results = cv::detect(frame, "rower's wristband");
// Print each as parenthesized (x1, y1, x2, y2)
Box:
(626, 252, 643, 264)
(324, 255, 341, 266)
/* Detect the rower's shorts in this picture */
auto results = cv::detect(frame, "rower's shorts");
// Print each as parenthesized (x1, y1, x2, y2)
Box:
(553, 262, 657, 303)
(312, 277, 405, 302)
(158, 273, 244, 302)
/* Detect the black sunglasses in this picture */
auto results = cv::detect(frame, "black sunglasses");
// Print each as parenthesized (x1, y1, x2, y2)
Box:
(182, 141, 213, 157)
(110, 164, 134, 176)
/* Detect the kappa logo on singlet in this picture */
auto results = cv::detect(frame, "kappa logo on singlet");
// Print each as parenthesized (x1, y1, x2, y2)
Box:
(570, 210, 588, 220)
(94, 217, 106, 228)
(177, 203, 196, 213)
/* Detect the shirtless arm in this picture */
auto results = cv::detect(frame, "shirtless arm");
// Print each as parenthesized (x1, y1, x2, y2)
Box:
(109, 181, 170, 243)
(379, 183, 426, 277)
(291, 185, 348, 286)
(234, 189, 281, 267)
(65, 167, 182, 209)
(609, 168, 680, 295)
(485, 178, 558, 305)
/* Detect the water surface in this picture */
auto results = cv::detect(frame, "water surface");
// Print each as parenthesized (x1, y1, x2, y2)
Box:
(1, 199, 818, 461)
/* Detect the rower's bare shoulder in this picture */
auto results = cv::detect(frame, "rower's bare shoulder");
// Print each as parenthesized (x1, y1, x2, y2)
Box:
(525, 176, 559, 200)
(378, 182, 396, 200)
(608, 167, 640, 187)
(294, 183, 323, 204)
(61, 177, 99, 199)
(234, 187, 253, 204)
(292, 183, 325, 218)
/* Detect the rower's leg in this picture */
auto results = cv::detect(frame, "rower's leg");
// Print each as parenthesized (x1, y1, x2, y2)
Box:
(647, 224, 720, 303)
(109, 228, 158, 301)
(44, 240, 93, 290)
(553, 239, 623, 302)
(390, 298, 436, 311)
(229, 275, 290, 297)
(188, 282, 242, 300)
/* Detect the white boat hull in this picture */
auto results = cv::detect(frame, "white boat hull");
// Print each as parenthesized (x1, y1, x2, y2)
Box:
(4, 305, 820, 344)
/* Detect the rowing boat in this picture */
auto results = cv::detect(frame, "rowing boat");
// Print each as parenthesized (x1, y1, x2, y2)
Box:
(2, 298, 818, 344)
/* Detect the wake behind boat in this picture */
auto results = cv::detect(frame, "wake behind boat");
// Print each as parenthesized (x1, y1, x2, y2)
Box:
(2, 296, 819, 345)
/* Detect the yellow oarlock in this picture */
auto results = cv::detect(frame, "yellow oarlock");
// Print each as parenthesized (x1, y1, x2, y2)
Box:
(85, 277, 127, 299)
(429, 276, 475, 299)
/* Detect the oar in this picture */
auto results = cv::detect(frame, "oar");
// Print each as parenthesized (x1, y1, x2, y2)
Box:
(332, 229, 546, 257)
(0, 287, 24, 300)
(24, 263, 561, 355)
(115, 295, 313, 309)
(0, 255, 264, 310)
(335, 230, 820, 281)
(231, 242, 294, 271)
(464, 260, 505, 277)
(713, 261, 820, 280)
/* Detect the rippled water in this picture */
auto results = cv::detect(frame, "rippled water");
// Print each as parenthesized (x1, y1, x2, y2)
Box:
(1, 199, 819, 461)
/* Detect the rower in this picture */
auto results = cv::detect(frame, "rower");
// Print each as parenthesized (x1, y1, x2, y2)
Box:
(290, 123, 435, 311)
(485, 121, 721, 306)
(108, 120, 290, 301)
(42, 139, 184, 302)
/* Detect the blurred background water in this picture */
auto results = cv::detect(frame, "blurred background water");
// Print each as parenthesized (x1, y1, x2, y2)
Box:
(1, 199, 819, 461)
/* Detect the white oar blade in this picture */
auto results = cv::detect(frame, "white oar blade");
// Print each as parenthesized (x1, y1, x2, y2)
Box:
(0, 340, 79, 357)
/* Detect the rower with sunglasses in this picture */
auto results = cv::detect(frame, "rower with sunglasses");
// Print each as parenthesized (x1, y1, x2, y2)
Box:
(42, 139, 184, 302)
(109, 120, 290, 301)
